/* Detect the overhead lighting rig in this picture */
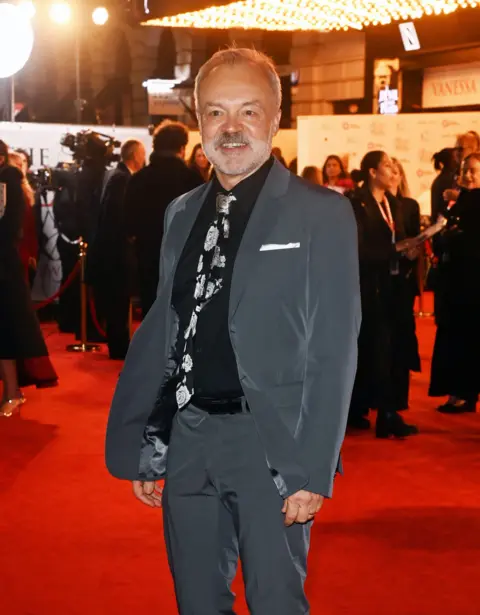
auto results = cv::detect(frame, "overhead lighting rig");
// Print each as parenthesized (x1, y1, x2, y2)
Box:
(142, 0, 479, 32)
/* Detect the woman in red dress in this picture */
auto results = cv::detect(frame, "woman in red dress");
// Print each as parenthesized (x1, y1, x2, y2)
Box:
(322, 154, 355, 195)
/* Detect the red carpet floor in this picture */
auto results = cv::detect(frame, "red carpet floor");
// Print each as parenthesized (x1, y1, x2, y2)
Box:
(1, 310, 479, 615)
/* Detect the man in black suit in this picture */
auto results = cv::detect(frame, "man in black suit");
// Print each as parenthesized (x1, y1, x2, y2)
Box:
(125, 122, 203, 318)
(89, 139, 146, 359)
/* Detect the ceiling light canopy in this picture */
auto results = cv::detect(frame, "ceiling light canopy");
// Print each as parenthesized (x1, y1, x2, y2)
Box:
(142, 0, 479, 32)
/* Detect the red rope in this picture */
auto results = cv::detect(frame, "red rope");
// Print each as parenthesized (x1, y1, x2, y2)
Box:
(33, 261, 81, 310)
(88, 290, 106, 338)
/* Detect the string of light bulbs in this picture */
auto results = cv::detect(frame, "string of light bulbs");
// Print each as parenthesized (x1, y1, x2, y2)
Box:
(142, 0, 479, 31)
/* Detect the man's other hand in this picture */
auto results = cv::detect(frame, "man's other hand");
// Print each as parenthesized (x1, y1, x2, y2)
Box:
(282, 490, 324, 526)
(132, 480, 163, 508)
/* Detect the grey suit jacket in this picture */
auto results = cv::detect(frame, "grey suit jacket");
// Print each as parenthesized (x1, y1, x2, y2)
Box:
(105, 160, 361, 498)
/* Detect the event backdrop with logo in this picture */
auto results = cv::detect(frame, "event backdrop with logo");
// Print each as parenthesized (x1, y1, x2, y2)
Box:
(297, 112, 480, 214)
(0, 122, 297, 170)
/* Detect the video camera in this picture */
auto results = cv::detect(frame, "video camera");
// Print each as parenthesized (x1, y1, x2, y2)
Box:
(60, 130, 121, 166)
(29, 162, 76, 191)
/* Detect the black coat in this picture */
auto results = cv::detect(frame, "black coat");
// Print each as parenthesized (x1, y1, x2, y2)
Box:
(430, 170, 456, 221)
(349, 188, 417, 411)
(125, 153, 203, 272)
(87, 162, 131, 284)
(429, 189, 480, 398)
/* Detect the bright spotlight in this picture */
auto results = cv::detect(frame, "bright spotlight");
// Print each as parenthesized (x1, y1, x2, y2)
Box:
(0, 3, 35, 78)
(49, 1, 71, 25)
(18, 1, 36, 19)
(92, 6, 109, 26)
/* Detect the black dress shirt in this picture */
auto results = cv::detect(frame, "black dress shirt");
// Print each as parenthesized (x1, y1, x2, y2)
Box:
(171, 157, 274, 399)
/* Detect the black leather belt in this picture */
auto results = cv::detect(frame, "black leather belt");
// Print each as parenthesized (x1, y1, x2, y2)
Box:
(191, 396, 250, 415)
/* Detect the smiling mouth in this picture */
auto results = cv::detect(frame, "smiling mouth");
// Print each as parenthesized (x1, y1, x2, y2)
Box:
(220, 143, 248, 149)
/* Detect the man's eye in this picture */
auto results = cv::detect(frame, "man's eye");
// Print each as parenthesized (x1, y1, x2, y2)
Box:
(209, 110, 222, 117)
(244, 109, 257, 117)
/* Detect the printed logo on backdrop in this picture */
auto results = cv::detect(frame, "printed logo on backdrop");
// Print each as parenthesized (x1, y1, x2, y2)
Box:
(395, 138, 410, 152)
(370, 121, 386, 136)
(442, 120, 460, 128)
(342, 122, 360, 131)
(367, 142, 384, 150)
(419, 148, 435, 163)
(416, 168, 434, 178)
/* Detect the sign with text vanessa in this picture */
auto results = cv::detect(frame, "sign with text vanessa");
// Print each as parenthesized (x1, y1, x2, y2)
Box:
(423, 63, 480, 109)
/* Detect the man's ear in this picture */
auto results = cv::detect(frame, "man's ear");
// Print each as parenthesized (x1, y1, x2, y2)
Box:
(274, 109, 281, 136)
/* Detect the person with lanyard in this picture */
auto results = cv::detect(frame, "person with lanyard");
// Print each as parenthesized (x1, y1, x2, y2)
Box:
(105, 47, 360, 614)
(348, 151, 420, 438)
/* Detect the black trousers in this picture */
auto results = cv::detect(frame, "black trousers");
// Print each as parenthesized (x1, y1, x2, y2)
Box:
(94, 280, 130, 359)
(163, 405, 311, 615)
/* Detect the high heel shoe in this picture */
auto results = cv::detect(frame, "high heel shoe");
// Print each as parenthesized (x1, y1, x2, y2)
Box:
(0, 398, 23, 417)
(376, 411, 419, 439)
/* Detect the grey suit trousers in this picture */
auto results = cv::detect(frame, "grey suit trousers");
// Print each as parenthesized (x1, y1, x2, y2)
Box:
(163, 405, 311, 615)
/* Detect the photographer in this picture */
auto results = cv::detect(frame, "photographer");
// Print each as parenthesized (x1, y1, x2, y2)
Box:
(54, 131, 119, 336)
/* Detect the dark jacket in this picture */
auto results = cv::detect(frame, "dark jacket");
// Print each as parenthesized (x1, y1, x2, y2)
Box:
(442, 188, 480, 306)
(349, 187, 406, 314)
(0, 165, 25, 280)
(431, 170, 456, 221)
(87, 162, 131, 284)
(125, 153, 202, 271)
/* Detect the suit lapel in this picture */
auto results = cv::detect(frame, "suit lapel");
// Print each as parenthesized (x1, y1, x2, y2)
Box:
(229, 160, 291, 321)
(163, 182, 213, 281)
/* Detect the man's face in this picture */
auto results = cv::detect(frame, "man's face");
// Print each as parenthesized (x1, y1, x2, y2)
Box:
(197, 62, 281, 185)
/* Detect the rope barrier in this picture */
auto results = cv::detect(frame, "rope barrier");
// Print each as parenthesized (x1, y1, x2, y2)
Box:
(59, 234, 82, 245)
(88, 290, 107, 339)
(33, 261, 81, 310)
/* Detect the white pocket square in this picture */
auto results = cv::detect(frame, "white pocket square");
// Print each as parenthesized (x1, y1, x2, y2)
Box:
(259, 243, 300, 252)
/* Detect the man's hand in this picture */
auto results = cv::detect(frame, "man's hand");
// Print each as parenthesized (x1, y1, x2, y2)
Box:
(282, 490, 324, 526)
(132, 480, 163, 508)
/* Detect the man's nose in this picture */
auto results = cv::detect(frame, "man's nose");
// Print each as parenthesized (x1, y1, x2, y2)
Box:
(223, 114, 242, 132)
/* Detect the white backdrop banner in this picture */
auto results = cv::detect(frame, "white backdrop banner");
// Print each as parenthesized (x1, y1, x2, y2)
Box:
(297, 112, 480, 214)
(0, 122, 297, 169)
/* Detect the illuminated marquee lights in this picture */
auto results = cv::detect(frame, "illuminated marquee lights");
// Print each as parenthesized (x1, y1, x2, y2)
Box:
(143, 0, 479, 31)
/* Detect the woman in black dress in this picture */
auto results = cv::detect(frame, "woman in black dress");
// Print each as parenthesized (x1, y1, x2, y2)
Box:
(348, 151, 419, 438)
(390, 158, 421, 408)
(429, 153, 480, 413)
(0, 141, 57, 417)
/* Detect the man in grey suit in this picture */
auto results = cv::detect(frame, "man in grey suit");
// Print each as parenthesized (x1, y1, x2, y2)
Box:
(106, 48, 361, 615)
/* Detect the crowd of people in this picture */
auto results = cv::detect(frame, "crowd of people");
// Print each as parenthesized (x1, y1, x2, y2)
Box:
(1, 121, 479, 427)
(294, 129, 480, 434)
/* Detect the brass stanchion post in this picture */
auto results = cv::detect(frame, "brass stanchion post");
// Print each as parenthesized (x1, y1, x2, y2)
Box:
(67, 240, 101, 353)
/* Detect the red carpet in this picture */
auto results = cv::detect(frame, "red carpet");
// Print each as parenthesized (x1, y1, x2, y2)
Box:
(1, 308, 479, 615)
